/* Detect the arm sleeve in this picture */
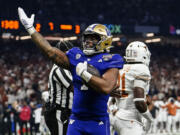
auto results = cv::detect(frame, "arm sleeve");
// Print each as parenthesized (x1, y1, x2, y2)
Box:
(134, 79, 147, 90)
(133, 65, 151, 91)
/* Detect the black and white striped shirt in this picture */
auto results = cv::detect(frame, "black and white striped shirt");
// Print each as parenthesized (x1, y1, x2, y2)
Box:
(48, 64, 73, 109)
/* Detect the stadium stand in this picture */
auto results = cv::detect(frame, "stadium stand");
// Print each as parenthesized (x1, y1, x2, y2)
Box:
(1, 0, 180, 134)
(0, 41, 180, 134)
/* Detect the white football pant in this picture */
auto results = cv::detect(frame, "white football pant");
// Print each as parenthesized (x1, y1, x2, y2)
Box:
(113, 116, 144, 135)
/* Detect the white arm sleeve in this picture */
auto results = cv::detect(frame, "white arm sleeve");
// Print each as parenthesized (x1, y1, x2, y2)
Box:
(132, 64, 151, 92)
(134, 79, 147, 90)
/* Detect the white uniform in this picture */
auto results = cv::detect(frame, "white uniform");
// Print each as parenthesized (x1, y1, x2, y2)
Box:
(154, 101, 167, 122)
(153, 100, 167, 133)
(175, 100, 180, 131)
(112, 64, 151, 135)
(175, 101, 180, 120)
(108, 97, 118, 135)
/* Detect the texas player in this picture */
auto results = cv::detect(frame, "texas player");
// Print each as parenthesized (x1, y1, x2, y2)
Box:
(110, 41, 153, 135)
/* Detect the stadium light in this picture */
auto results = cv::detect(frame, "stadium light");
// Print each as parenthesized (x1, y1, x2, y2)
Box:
(45, 36, 77, 41)
(17, 36, 119, 42)
(20, 36, 31, 40)
(44, 36, 63, 41)
(176, 29, 180, 35)
(152, 38, 161, 42)
(63, 36, 77, 41)
(146, 33, 154, 37)
(2, 32, 12, 39)
(15, 36, 20, 41)
(145, 38, 161, 43)
(145, 40, 152, 43)
(112, 37, 120, 42)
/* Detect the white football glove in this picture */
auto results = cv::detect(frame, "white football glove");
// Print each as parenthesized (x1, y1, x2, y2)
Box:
(76, 61, 92, 82)
(18, 7, 36, 35)
(143, 119, 152, 132)
(142, 110, 153, 132)
(76, 61, 87, 76)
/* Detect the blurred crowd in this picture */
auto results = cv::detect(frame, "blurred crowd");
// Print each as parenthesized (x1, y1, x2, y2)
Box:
(1, 0, 180, 134)
(149, 44, 180, 99)
(0, 41, 51, 135)
(148, 44, 180, 133)
(1, 0, 180, 26)
(0, 41, 180, 134)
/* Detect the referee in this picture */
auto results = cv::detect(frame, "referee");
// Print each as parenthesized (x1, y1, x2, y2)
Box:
(43, 41, 73, 135)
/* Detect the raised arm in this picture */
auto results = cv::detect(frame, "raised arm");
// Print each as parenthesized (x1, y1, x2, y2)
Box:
(31, 32, 70, 69)
(18, 7, 70, 69)
(161, 105, 167, 108)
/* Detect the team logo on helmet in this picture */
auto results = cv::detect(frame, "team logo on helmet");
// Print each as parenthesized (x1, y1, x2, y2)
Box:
(124, 41, 151, 66)
(82, 24, 113, 55)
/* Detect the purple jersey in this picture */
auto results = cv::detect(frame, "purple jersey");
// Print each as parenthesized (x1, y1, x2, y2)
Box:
(66, 47, 124, 120)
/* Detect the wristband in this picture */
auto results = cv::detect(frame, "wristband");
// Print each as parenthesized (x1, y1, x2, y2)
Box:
(81, 71, 92, 83)
(27, 27, 36, 35)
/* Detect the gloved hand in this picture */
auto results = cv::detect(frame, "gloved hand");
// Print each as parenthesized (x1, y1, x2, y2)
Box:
(143, 119, 152, 132)
(76, 61, 88, 76)
(18, 7, 36, 35)
(76, 61, 92, 82)
(142, 110, 153, 132)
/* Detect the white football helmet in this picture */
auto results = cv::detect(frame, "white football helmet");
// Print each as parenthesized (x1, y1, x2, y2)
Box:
(124, 41, 151, 66)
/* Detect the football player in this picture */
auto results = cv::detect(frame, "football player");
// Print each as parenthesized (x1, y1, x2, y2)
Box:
(161, 97, 180, 133)
(175, 96, 180, 132)
(111, 41, 153, 135)
(153, 96, 167, 133)
(18, 8, 124, 135)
